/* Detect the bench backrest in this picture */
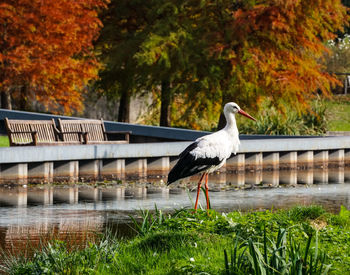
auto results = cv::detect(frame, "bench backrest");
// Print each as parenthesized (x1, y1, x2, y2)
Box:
(58, 119, 106, 142)
(82, 120, 106, 141)
(57, 119, 84, 142)
(5, 118, 58, 146)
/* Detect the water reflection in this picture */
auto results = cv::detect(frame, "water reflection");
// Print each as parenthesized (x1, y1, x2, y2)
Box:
(0, 167, 350, 260)
(279, 170, 297, 186)
(226, 172, 245, 187)
(297, 170, 313, 185)
(314, 168, 328, 184)
(0, 168, 349, 208)
(329, 167, 344, 184)
(262, 170, 279, 187)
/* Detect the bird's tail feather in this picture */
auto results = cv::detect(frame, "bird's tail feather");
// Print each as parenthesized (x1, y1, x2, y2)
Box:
(167, 155, 193, 185)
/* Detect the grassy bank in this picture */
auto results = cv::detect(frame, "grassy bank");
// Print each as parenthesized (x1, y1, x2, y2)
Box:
(326, 95, 350, 131)
(0, 135, 9, 147)
(3, 205, 350, 274)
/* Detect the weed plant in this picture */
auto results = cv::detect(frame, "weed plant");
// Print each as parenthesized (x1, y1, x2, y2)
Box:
(129, 205, 166, 236)
(224, 229, 330, 275)
(3, 205, 350, 274)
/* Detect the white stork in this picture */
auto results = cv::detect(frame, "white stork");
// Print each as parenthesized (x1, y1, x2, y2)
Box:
(167, 102, 256, 210)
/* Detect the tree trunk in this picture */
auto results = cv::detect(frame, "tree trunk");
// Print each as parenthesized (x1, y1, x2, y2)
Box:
(160, 80, 171, 127)
(217, 91, 232, 130)
(118, 89, 130, 123)
(217, 112, 226, 130)
(1, 90, 12, 110)
(18, 85, 29, 111)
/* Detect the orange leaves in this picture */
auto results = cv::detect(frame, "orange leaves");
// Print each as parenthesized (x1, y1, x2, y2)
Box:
(214, 0, 348, 111)
(0, 0, 108, 114)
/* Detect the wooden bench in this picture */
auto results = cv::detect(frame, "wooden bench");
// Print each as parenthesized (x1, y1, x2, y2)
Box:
(5, 118, 60, 146)
(57, 118, 130, 144)
(5, 118, 91, 146)
(4, 118, 81, 146)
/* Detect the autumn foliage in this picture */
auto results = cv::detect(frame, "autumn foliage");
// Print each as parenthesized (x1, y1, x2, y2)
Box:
(0, 0, 107, 114)
(1, 0, 348, 128)
(218, 0, 348, 110)
(173, 0, 349, 129)
(129, 0, 348, 129)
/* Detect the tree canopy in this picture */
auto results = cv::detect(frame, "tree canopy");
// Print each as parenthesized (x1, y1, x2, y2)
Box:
(101, 0, 347, 129)
(181, 0, 348, 129)
(2, 0, 348, 128)
(0, 0, 107, 114)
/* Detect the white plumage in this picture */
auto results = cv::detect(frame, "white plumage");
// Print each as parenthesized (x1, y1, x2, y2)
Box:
(167, 102, 256, 211)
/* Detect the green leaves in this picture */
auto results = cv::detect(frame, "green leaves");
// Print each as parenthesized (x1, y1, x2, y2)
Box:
(135, 30, 188, 69)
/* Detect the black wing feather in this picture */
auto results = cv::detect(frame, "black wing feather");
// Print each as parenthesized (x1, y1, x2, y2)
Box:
(167, 142, 222, 185)
(179, 142, 198, 158)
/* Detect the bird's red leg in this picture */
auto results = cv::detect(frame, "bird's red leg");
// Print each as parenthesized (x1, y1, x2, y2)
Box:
(204, 173, 210, 210)
(194, 173, 205, 211)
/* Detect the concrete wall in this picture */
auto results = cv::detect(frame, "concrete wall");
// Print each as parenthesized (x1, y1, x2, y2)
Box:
(0, 136, 349, 184)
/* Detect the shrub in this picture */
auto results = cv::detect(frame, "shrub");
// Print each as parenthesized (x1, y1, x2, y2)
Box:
(287, 205, 326, 222)
(239, 98, 328, 135)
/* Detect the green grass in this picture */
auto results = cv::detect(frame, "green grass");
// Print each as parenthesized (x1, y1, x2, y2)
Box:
(326, 95, 350, 131)
(3, 205, 350, 274)
(0, 135, 9, 147)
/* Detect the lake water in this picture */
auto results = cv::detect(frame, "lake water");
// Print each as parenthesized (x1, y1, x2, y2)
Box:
(0, 167, 349, 262)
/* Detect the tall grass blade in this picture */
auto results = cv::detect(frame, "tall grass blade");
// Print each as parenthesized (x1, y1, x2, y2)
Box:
(263, 226, 268, 275)
(200, 186, 211, 209)
(248, 238, 266, 275)
(303, 233, 313, 272)
(224, 249, 230, 275)
(186, 188, 195, 208)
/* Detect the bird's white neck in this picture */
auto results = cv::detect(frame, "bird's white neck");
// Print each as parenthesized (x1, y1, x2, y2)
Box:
(223, 111, 238, 134)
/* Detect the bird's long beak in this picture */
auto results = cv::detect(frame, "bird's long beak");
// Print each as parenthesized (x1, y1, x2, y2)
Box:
(238, 109, 256, 121)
